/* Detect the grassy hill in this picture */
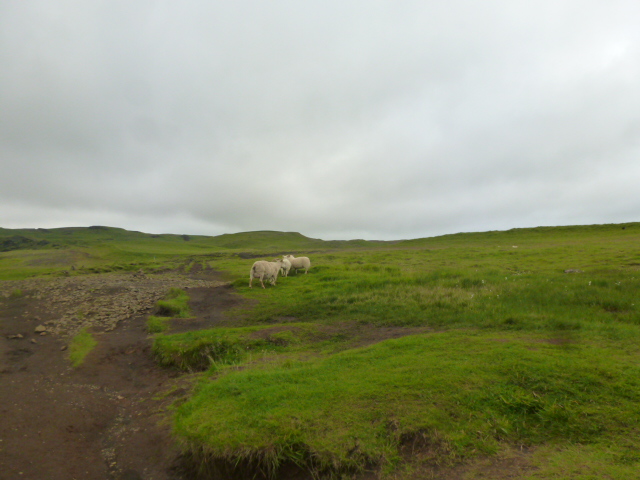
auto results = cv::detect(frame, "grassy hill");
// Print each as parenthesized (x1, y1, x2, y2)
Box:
(166, 222, 640, 479)
(0, 225, 327, 252)
(0, 226, 383, 280)
(3, 222, 640, 478)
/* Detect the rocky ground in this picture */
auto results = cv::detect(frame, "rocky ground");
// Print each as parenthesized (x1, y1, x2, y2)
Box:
(0, 266, 245, 480)
(0, 270, 225, 338)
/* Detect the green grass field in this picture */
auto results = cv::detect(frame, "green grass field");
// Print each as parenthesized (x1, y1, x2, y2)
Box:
(0, 226, 371, 280)
(2, 222, 640, 478)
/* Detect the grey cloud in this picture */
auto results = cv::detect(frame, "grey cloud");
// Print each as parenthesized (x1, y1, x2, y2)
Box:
(2, 1, 640, 240)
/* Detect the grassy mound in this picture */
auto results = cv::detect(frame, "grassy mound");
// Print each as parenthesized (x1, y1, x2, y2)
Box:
(173, 330, 640, 478)
(163, 222, 640, 478)
(153, 323, 317, 371)
(155, 287, 192, 318)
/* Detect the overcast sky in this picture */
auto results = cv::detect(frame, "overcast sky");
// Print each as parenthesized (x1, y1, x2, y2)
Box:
(1, 1, 639, 240)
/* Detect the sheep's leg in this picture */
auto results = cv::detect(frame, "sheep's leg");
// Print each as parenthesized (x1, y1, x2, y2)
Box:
(260, 275, 265, 289)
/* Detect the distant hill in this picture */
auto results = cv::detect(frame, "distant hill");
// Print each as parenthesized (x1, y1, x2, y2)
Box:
(0, 226, 385, 253)
(2, 222, 639, 253)
(1, 222, 639, 281)
(0, 226, 149, 251)
(393, 221, 640, 248)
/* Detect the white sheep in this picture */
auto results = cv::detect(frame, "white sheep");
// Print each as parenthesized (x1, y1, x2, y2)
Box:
(283, 254, 311, 274)
(249, 259, 285, 289)
(280, 257, 292, 277)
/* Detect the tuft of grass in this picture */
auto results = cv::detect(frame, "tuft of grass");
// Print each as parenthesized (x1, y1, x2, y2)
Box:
(147, 315, 170, 334)
(68, 327, 98, 367)
(147, 287, 198, 335)
(152, 324, 315, 371)
(9, 288, 24, 298)
(155, 287, 192, 318)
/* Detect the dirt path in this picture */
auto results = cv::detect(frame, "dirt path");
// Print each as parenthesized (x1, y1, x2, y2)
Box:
(0, 269, 246, 480)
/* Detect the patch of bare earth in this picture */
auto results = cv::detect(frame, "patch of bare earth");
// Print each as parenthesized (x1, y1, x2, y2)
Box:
(395, 446, 538, 480)
(0, 268, 245, 480)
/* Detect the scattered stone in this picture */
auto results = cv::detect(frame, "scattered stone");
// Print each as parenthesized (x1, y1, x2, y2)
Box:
(34, 325, 47, 333)
(7, 334, 24, 340)
(30, 339, 37, 344)
(132, 269, 147, 280)
(60, 345, 68, 351)
(40, 331, 48, 336)
(564, 269, 583, 274)
(1, 273, 226, 337)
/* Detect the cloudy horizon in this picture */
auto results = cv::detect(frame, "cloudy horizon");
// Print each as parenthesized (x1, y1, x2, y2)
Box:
(2, 1, 639, 241)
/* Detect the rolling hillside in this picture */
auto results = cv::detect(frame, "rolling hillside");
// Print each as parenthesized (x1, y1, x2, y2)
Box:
(2, 221, 640, 478)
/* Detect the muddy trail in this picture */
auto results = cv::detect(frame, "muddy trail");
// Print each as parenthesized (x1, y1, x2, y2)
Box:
(0, 267, 248, 480)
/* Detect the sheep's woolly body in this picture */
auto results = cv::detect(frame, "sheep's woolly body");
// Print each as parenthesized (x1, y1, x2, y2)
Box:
(280, 257, 292, 277)
(283, 255, 311, 274)
(250, 260, 284, 288)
